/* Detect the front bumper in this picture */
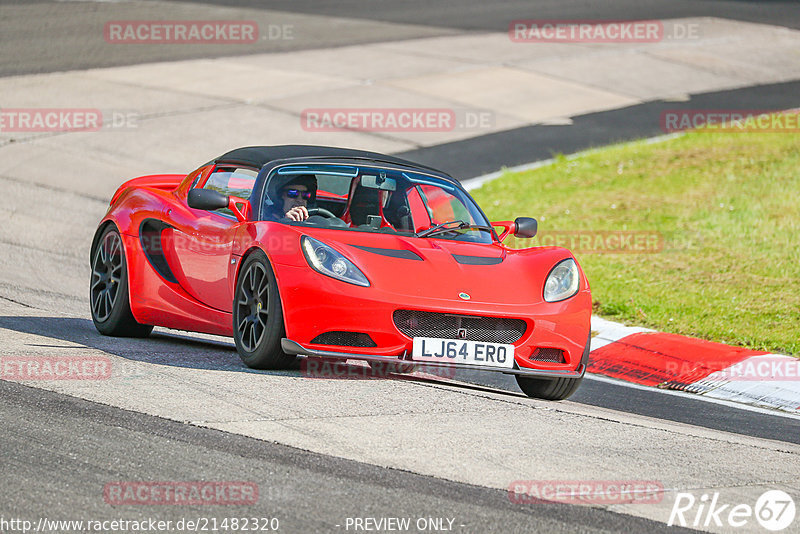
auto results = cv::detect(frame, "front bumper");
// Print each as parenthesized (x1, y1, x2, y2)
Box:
(282, 338, 587, 378)
(273, 262, 591, 373)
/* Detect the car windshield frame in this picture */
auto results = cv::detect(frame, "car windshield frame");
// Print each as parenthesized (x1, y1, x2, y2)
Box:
(256, 160, 498, 243)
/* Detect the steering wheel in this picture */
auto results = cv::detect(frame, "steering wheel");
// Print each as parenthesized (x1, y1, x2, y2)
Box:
(307, 208, 336, 218)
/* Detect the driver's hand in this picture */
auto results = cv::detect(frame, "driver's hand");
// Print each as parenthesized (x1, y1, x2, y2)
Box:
(286, 206, 309, 221)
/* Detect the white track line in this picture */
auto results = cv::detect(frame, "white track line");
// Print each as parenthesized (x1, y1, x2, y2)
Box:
(585, 373, 800, 420)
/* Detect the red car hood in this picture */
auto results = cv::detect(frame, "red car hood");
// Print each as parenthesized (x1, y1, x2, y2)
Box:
(301, 228, 572, 306)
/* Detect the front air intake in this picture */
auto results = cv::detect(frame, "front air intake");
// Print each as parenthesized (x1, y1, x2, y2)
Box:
(529, 348, 566, 363)
(393, 310, 527, 344)
(310, 331, 377, 347)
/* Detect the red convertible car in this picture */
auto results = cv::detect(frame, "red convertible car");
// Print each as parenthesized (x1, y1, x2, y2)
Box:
(90, 145, 591, 400)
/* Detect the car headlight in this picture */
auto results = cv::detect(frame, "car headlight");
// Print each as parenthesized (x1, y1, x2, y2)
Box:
(301, 236, 370, 287)
(543, 258, 580, 302)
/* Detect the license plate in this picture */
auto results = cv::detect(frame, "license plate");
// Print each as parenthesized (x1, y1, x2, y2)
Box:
(412, 337, 515, 369)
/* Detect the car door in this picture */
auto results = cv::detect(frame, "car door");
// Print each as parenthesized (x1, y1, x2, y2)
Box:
(163, 165, 257, 312)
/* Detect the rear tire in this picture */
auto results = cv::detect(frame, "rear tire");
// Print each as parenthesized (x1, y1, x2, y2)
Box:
(233, 251, 296, 370)
(90, 225, 153, 338)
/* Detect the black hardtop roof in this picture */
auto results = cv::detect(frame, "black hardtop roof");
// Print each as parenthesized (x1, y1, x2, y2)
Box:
(213, 145, 451, 178)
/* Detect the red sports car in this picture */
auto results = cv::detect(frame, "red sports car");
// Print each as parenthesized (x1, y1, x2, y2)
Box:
(90, 145, 591, 400)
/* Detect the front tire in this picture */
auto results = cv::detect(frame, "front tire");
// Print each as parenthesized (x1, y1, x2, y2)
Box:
(233, 251, 296, 369)
(515, 374, 583, 400)
(90, 225, 153, 337)
(515, 335, 591, 400)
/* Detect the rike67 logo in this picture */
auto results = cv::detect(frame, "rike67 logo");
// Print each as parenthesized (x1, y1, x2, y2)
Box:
(668, 490, 796, 531)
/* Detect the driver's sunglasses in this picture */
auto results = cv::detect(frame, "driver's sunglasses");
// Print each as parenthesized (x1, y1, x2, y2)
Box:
(283, 189, 312, 200)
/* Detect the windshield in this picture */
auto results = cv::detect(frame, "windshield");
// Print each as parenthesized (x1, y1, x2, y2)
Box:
(261, 164, 495, 243)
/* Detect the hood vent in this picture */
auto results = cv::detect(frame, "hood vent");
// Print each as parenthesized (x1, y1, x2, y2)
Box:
(349, 245, 422, 261)
(452, 254, 503, 265)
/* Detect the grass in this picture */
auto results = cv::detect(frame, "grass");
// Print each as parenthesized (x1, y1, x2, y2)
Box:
(472, 124, 800, 356)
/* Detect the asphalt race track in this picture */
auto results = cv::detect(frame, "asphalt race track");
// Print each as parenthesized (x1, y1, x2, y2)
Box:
(1, 1, 799, 533)
(1, 379, 692, 534)
(4, 0, 800, 75)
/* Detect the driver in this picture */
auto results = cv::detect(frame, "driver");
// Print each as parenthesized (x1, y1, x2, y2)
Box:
(265, 174, 317, 222)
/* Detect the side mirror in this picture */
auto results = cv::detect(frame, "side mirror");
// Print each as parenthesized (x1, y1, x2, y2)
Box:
(513, 217, 537, 238)
(188, 188, 229, 210)
(492, 217, 537, 242)
(188, 189, 248, 222)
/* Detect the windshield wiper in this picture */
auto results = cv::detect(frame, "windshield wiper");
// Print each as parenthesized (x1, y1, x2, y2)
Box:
(415, 220, 494, 238)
